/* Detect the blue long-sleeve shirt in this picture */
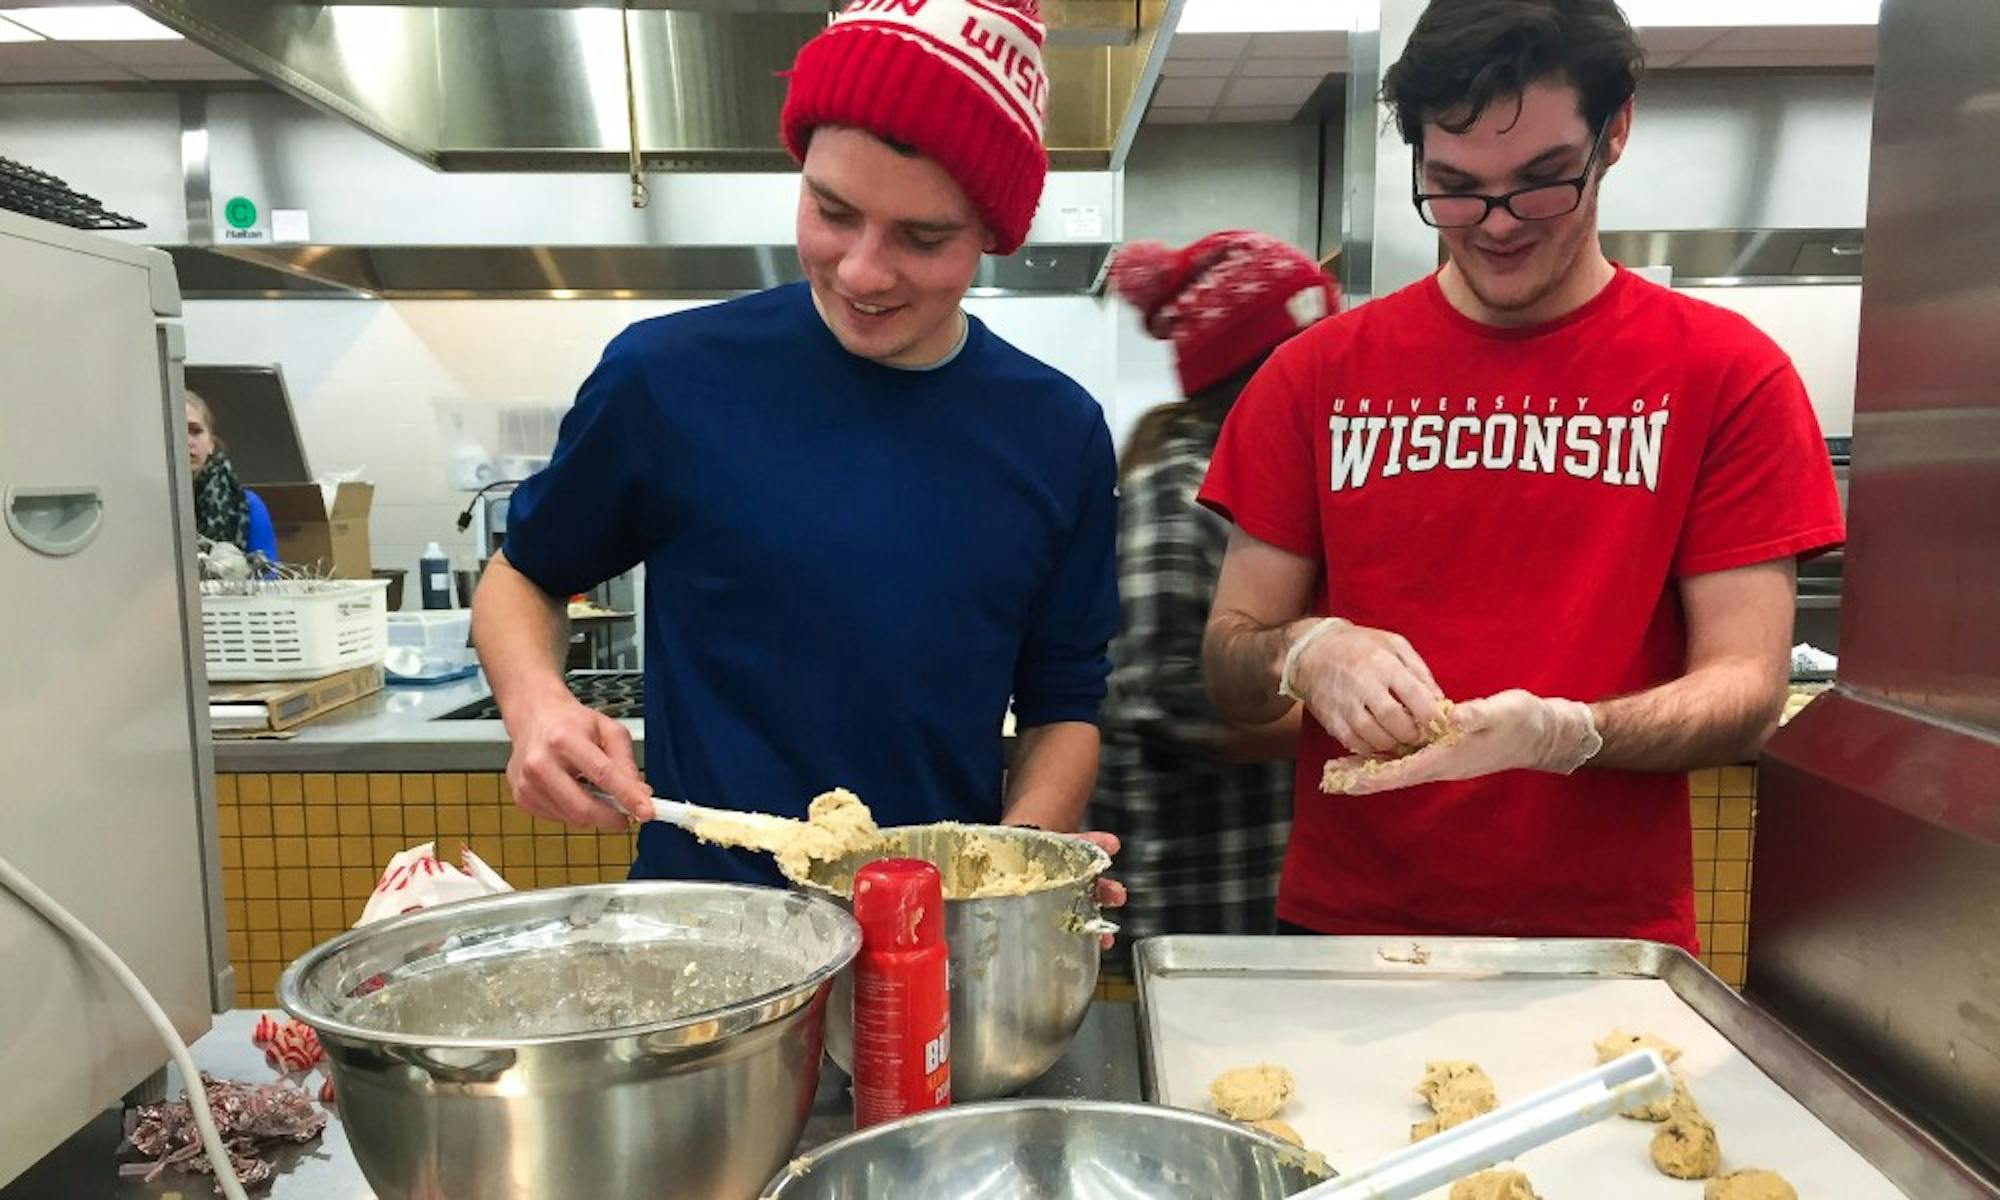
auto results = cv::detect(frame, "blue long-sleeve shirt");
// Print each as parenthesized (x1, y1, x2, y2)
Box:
(242, 488, 278, 563)
(503, 283, 1118, 885)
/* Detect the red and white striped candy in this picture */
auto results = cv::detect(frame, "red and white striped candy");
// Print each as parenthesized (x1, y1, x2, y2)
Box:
(269, 1021, 325, 1073)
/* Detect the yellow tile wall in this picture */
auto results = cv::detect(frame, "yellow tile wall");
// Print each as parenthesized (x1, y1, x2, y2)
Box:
(1689, 765, 1757, 987)
(224, 768, 1760, 1008)
(216, 772, 639, 1008)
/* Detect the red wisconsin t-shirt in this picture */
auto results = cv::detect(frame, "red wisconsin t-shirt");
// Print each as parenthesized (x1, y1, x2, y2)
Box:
(1199, 268, 1844, 951)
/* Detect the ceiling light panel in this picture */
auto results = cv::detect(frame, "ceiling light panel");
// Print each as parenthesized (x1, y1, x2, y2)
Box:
(0, 5, 182, 41)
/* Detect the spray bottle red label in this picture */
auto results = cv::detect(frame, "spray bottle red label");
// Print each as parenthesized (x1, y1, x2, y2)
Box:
(851, 858, 950, 1129)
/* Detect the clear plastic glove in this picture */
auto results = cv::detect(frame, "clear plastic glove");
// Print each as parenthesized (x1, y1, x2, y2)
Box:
(501, 689, 654, 831)
(1282, 617, 1449, 755)
(1324, 688, 1603, 795)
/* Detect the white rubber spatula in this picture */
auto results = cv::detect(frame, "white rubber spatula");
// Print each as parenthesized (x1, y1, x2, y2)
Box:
(645, 799, 808, 846)
(585, 786, 811, 849)
(1291, 1049, 1674, 1200)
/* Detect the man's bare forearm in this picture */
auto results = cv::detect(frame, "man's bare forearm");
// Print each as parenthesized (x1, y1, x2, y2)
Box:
(1203, 609, 1307, 725)
(1001, 721, 1099, 832)
(1589, 659, 1786, 772)
(470, 550, 575, 719)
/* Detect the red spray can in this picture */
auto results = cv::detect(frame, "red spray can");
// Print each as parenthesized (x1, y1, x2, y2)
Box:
(850, 858, 951, 1129)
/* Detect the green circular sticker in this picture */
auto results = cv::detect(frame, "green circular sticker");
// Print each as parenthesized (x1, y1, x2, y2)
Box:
(224, 196, 258, 230)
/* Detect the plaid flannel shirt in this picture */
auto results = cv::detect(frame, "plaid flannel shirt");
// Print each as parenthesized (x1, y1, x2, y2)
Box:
(1090, 419, 1294, 970)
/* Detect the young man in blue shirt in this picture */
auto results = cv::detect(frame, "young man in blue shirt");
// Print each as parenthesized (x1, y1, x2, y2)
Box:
(471, 0, 1123, 891)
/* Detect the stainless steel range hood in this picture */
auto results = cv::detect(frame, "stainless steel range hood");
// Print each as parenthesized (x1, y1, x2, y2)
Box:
(125, 1, 1173, 172)
(5, 85, 1121, 298)
(168, 241, 1113, 298)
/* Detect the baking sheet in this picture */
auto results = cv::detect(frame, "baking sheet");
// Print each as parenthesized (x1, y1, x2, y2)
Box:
(1144, 954, 1909, 1198)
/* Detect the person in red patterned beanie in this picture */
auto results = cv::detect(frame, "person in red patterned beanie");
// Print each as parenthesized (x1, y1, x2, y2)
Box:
(1110, 230, 1337, 401)
(1090, 232, 1334, 969)
(781, 0, 1051, 365)
(474, 0, 1130, 913)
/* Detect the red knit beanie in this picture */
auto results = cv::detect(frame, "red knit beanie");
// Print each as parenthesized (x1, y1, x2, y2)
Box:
(1109, 231, 1338, 396)
(781, 0, 1050, 255)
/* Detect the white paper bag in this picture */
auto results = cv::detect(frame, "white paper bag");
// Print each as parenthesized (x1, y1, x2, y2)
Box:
(356, 842, 512, 927)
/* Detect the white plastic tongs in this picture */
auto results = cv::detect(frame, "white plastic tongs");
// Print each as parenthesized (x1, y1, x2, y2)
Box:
(1290, 1049, 1674, 1200)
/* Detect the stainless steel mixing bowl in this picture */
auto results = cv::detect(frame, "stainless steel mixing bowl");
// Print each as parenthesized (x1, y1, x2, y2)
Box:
(760, 1100, 1332, 1197)
(277, 882, 860, 1200)
(791, 825, 1112, 1099)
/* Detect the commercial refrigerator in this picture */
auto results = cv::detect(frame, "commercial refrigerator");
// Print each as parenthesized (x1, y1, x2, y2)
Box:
(0, 209, 227, 1188)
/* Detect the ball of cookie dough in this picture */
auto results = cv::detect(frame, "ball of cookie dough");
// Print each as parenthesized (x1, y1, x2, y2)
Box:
(1448, 1167, 1539, 1199)
(1208, 1063, 1294, 1121)
(1650, 1111, 1721, 1179)
(1246, 1117, 1302, 1146)
(1595, 1028, 1683, 1066)
(1411, 1059, 1497, 1141)
(1412, 1091, 1497, 1142)
(1416, 1060, 1497, 1107)
(1704, 1168, 1798, 1200)
(1623, 1072, 1697, 1122)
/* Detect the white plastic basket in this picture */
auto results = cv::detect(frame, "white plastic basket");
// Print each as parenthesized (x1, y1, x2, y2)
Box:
(201, 579, 390, 681)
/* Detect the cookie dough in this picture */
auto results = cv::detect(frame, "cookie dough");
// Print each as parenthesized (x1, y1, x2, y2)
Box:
(1209, 1064, 1295, 1122)
(1635, 1073, 1700, 1122)
(1595, 1028, 1683, 1066)
(1280, 1145, 1332, 1181)
(1650, 1110, 1721, 1180)
(1412, 1096, 1493, 1141)
(695, 788, 886, 878)
(1449, 1168, 1540, 1200)
(1704, 1169, 1798, 1200)
(1416, 1059, 1495, 1106)
(787, 819, 1095, 900)
(1321, 700, 1458, 793)
(1412, 1060, 1497, 1141)
(1592, 1028, 1697, 1120)
(937, 827, 1057, 898)
(1247, 1118, 1302, 1146)
(802, 788, 881, 851)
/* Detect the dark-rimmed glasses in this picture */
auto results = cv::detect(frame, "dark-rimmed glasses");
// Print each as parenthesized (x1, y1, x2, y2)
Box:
(1412, 122, 1610, 229)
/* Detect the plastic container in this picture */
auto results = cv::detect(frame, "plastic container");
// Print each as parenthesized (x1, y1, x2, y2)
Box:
(850, 859, 950, 1130)
(386, 610, 471, 654)
(384, 611, 476, 681)
(200, 579, 390, 681)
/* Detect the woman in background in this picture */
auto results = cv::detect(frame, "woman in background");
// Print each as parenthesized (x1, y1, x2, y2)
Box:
(186, 388, 278, 565)
(1092, 232, 1335, 973)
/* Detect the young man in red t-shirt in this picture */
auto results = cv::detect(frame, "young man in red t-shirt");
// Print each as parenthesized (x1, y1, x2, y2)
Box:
(1197, 0, 1843, 952)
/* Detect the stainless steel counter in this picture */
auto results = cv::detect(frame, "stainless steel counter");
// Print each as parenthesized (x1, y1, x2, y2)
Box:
(210, 671, 626, 774)
(209, 671, 1019, 773)
(117, 1002, 1143, 1198)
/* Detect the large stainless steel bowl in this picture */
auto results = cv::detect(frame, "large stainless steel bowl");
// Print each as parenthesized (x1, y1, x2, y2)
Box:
(277, 883, 860, 1200)
(791, 825, 1111, 1100)
(760, 1100, 1331, 1197)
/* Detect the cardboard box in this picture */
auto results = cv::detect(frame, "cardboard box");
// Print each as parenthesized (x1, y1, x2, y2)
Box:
(208, 663, 384, 734)
(259, 481, 374, 579)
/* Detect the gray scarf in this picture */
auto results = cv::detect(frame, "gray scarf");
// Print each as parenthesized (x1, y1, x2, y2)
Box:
(193, 447, 251, 549)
